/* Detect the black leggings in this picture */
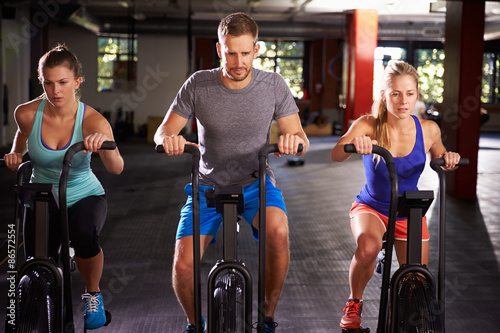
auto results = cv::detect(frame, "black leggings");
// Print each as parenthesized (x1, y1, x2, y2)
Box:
(23, 195, 107, 260)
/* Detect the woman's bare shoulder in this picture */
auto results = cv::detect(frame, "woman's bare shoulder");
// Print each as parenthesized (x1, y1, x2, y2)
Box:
(15, 98, 43, 114)
(14, 99, 43, 126)
(351, 114, 376, 133)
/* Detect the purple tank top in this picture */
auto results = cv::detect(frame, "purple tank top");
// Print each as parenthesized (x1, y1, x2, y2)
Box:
(356, 115, 426, 218)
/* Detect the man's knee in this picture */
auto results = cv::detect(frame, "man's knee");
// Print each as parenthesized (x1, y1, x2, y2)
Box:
(266, 213, 289, 250)
(173, 239, 193, 274)
(173, 253, 193, 280)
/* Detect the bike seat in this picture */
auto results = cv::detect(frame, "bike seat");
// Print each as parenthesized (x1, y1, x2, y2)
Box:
(14, 183, 59, 211)
(397, 190, 433, 218)
(205, 186, 245, 214)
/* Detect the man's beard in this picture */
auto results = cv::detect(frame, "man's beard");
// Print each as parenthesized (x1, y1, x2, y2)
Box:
(226, 66, 251, 82)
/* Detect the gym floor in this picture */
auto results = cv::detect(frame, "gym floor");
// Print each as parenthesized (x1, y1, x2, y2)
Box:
(1, 133, 499, 333)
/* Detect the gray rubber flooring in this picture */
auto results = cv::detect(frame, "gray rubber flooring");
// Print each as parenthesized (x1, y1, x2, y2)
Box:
(1, 133, 500, 332)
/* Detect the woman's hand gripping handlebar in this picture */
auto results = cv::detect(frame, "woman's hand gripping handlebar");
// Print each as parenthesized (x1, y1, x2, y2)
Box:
(343, 143, 393, 163)
(430, 156, 469, 169)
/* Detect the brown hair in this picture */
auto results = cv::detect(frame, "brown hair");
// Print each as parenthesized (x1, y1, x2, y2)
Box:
(372, 60, 418, 150)
(38, 43, 84, 99)
(218, 12, 258, 44)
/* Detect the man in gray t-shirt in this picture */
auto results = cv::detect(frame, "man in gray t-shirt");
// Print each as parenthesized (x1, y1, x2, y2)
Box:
(155, 12, 309, 332)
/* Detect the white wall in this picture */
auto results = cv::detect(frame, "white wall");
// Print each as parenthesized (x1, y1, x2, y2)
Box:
(1, 13, 192, 147)
(47, 23, 189, 132)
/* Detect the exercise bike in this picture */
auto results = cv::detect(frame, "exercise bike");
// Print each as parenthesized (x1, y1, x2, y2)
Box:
(343, 144, 468, 333)
(156, 143, 302, 333)
(2, 141, 115, 333)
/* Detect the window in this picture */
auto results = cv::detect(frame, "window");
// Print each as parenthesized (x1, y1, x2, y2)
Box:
(253, 41, 305, 99)
(373, 47, 407, 99)
(97, 34, 138, 92)
(482, 51, 500, 104)
(373, 46, 445, 104)
(415, 49, 445, 104)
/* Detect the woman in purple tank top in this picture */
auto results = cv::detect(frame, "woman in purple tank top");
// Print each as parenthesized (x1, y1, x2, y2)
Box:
(331, 61, 462, 331)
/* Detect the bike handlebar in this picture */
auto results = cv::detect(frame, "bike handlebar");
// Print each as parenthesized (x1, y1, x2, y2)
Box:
(259, 143, 304, 157)
(429, 156, 468, 317)
(343, 143, 395, 166)
(256, 142, 302, 332)
(2, 141, 116, 173)
(430, 157, 469, 168)
(344, 144, 470, 169)
(60, 140, 116, 194)
(63, 140, 116, 163)
(156, 143, 302, 157)
(155, 144, 200, 156)
(155, 141, 202, 331)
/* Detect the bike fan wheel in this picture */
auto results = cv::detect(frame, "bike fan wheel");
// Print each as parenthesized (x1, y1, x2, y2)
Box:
(394, 272, 443, 333)
(213, 269, 247, 333)
(17, 265, 58, 333)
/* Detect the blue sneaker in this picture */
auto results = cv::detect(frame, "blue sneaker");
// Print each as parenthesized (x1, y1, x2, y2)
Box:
(82, 292, 106, 329)
(264, 316, 278, 333)
(184, 316, 206, 333)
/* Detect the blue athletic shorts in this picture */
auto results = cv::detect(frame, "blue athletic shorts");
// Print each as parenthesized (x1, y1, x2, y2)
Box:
(177, 175, 287, 243)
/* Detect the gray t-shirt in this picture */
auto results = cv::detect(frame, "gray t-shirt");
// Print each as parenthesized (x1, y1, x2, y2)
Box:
(169, 67, 299, 186)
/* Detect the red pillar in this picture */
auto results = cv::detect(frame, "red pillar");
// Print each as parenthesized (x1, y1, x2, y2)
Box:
(343, 9, 378, 132)
(441, 2, 484, 199)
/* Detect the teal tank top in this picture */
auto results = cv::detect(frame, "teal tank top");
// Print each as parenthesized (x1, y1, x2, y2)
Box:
(27, 99, 105, 207)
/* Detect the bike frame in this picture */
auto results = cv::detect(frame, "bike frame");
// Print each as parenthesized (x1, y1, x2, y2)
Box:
(4, 141, 116, 333)
(344, 144, 468, 333)
(206, 185, 253, 332)
(430, 157, 468, 332)
(344, 144, 398, 333)
(157, 143, 301, 333)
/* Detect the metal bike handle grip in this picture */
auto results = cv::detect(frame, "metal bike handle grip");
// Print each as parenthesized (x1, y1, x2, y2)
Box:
(155, 144, 200, 156)
(430, 157, 469, 168)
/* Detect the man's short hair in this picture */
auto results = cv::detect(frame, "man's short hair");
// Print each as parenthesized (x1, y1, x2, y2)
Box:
(218, 12, 258, 44)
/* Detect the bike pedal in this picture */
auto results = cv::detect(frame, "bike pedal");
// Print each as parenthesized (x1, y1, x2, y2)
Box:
(375, 249, 385, 274)
(70, 258, 77, 272)
(104, 310, 112, 326)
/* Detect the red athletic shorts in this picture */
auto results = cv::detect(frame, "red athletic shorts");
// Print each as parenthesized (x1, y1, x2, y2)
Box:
(349, 202, 430, 241)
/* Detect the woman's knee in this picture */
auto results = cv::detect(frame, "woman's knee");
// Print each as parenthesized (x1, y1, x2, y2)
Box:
(355, 234, 382, 264)
(73, 242, 101, 259)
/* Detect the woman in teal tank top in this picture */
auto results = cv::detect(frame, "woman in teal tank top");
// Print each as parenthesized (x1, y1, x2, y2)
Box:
(3, 44, 124, 330)
(331, 61, 463, 330)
